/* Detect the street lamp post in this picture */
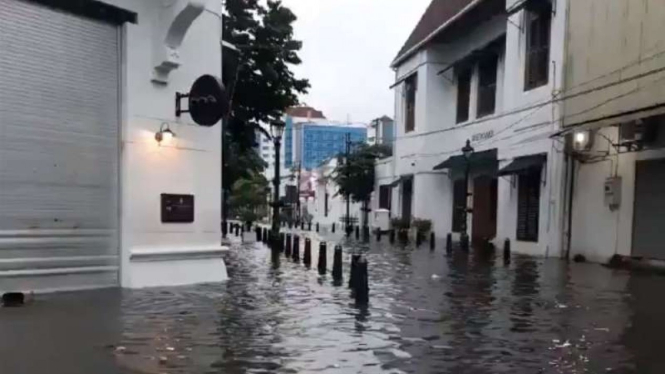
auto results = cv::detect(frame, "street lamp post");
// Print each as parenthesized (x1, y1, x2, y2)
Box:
(270, 121, 286, 248)
(460, 139, 474, 252)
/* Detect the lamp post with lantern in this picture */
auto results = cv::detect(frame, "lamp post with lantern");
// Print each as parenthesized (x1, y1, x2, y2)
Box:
(256, 120, 286, 248)
(460, 139, 474, 251)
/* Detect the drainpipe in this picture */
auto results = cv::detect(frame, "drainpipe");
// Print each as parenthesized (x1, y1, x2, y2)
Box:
(565, 155, 575, 260)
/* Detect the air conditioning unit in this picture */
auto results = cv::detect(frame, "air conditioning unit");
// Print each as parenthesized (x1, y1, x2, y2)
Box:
(619, 118, 659, 149)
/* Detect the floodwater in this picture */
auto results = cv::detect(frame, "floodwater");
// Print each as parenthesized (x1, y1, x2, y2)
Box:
(2, 232, 665, 374)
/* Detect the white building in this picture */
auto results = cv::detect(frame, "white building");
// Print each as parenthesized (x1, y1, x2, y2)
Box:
(312, 158, 363, 229)
(376, 0, 568, 256)
(0, 0, 228, 293)
(558, 0, 665, 263)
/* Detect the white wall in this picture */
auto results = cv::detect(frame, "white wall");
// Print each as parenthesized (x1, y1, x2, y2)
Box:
(107, 0, 227, 287)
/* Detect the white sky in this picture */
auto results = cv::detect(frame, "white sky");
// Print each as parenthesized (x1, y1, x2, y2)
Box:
(281, 0, 431, 123)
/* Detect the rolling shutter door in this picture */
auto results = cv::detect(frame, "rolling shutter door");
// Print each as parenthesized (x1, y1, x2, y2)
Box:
(0, 0, 120, 292)
(633, 159, 665, 260)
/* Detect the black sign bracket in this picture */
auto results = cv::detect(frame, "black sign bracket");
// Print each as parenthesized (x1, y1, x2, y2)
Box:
(175, 92, 190, 118)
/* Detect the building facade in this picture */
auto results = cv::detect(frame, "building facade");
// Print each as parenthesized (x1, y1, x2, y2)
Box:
(0, 0, 228, 293)
(376, 0, 568, 256)
(558, 0, 665, 263)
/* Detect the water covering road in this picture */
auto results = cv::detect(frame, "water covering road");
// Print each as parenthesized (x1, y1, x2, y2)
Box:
(2, 231, 665, 374)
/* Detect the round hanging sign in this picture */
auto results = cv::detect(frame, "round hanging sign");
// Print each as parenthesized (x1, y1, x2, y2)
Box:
(188, 75, 229, 127)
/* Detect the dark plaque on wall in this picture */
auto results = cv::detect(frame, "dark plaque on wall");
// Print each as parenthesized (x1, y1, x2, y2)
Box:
(161, 194, 194, 223)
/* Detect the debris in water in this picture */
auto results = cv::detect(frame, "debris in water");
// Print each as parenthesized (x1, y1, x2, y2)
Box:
(594, 327, 610, 332)
(555, 340, 571, 348)
(431, 274, 440, 280)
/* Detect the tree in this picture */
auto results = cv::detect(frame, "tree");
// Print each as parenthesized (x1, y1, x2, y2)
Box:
(222, 0, 310, 220)
(332, 144, 392, 227)
(229, 172, 270, 224)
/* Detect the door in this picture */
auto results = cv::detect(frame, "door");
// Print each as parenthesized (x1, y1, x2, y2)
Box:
(633, 159, 665, 260)
(472, 176, 498, 246)
(0, 0, 120, 292)
(401, 177, 413, 221)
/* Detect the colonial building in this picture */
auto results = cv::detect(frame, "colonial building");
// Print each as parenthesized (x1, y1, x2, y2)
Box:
(0, 0, 228, 292)
(376, 0, 568, 256)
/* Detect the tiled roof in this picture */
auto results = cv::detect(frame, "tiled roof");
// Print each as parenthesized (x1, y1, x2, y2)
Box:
(392, 0, 475, 67)
(286, 106, 326, 119)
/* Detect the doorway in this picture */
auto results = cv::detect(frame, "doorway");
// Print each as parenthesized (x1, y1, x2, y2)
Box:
(472, 176, 498, 247)
(633, 159, 665, 260)
(401, 176, 413, 221)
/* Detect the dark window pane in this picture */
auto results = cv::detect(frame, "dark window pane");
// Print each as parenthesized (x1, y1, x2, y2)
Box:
(477, 54, 498, 117)
(405, 74, 417, 132)
(456, 68, 472, 123)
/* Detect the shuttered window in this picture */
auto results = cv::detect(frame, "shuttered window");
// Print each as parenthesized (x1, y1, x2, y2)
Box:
(456, 68, 472, 123)
(517, 170, 541, 241)
(524, 1, 551, 91)
(452, 180, 467, 232)
(477, 53, 498, 117)
(404, 74, 417, 133)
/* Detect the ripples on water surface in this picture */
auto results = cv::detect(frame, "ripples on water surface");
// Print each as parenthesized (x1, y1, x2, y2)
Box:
(2, 234, 665, 374)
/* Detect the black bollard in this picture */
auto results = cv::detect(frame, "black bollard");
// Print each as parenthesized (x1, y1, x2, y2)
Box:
(256, 227, 261, 242)
(332, 222, 336, 233)
(267, 230, 273, 248)
(355, 256, 369, 305)
(301, 221, 305, 230)
(416, 232, 423, 247)
(285, 234, 292, 257)
(355, 226, 360, 240)
(376, 229, 382, 242)
(503, 238, 511, 263)
(317, 242, 327, 274)
(263, 228, 268, 243)
(389, 229, 395, 244)
(349, 254, 360, 289)
(304, 238, 312, 267)
(363, 226, 370, 242)
(279, 232, 286, 252)
(446, 233, 452, 254)
(430, 232, 436, 250)
(222, 221, 228, 237)
(461, 234, 470, 252)
(332, 245, 343, 281)
(292, 235, 300, 262)
(308, 222, 312, 231)
(316, 222, 319, 232)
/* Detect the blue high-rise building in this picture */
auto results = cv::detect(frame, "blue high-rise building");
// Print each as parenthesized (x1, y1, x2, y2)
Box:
(284, 119, 367, 170)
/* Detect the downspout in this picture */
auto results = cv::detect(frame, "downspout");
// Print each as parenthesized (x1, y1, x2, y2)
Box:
(565, 157, 575, 260)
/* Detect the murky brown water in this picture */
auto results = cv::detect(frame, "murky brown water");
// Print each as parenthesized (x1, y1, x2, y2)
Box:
(2, 232, 665, 374)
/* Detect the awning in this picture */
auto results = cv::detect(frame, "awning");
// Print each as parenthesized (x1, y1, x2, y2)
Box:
(497, 154, 547, 176)
(433, 149, 498, 171)
(437, 35, 506, 77)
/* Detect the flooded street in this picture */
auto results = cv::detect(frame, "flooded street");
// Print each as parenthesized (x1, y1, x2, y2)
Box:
(3, 232, 665, 373)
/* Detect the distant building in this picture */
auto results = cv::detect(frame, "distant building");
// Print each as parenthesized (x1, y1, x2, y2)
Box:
(369, 116, 394, 147)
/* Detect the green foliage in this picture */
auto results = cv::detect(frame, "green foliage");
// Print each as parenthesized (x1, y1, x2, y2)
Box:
(222, 0, 309, 191)
(332, 143, 392, 204)
(229, 172, 270, 224)
(390, 217, 411, 231)
(412, 218, 432, 234)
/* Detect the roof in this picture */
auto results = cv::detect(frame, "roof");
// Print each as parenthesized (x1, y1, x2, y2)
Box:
(286, 106, 326, 119)
(392, 0, 476, 67)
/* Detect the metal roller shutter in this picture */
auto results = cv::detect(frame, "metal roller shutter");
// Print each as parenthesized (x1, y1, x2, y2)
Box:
(633, 159, 665, 260)
(0, 0, 120, 292)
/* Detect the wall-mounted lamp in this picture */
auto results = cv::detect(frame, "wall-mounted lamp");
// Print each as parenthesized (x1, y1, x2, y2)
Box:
(573, 130, 593, 151)
(155, 122, 176, 144)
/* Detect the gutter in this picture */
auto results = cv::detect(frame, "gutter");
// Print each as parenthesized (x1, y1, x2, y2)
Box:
(390, 0, 486, 68)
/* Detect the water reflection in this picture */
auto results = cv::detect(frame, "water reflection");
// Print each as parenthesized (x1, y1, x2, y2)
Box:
(4, 235, 665, 373)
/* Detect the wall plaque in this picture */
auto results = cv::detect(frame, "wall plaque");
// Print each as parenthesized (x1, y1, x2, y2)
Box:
(161, 194, 194, 223)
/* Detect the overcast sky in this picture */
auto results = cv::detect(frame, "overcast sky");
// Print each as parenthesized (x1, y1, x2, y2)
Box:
(281, 0, 431, 124)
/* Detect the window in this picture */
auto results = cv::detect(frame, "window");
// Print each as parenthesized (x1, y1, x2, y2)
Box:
(404, 74, 417, 133)
(456, 68, 472, 123)
(477, 53, 498, 117)
(524, 1, 551, 91)
(452, 180, 466, 232)
(401, 176, 413, 220)
(324, 192, 329, 217)
(379, 185, 391, 210)
(516, 169, 541, 241)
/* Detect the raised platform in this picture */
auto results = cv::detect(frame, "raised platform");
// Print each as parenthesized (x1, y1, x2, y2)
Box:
(123, 246, 229, 288)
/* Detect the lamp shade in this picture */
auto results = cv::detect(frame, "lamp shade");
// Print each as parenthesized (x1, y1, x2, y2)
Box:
(270, 120, 286, 139)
